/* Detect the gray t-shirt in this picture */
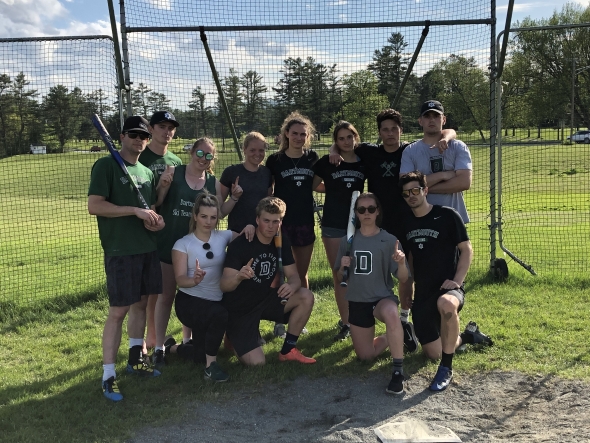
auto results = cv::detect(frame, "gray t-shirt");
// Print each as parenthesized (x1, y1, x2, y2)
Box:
(400, 139, 472, 223)
(220, 164, 272, 232)
(334, 229, 409, 303)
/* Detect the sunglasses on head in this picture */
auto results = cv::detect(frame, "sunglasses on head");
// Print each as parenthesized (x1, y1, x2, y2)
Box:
(356, 205, 378, 214)
(202, 242, 214, 259)
(401, 187, 424, 198)
(195, 149, 214, 161)
(126, 132, 150, 140)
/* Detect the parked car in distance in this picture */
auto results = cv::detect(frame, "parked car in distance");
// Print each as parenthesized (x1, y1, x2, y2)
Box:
(566, 130, 590, 143)
(183, 144, 192, 151)
(90, 145, 101, 152)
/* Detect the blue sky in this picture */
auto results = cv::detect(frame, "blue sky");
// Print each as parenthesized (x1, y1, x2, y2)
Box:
(0, 0, 587, 39)
(1, 0, 588, 111)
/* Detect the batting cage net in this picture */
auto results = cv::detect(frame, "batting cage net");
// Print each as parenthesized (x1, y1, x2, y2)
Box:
(0, 36, 120, 311)
(120, 0, 494, 283)
(496, 23, 590, 277)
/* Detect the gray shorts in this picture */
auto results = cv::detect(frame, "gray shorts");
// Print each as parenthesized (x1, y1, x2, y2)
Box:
(321, 226, 346, 238)
(104, 250, 162, 307)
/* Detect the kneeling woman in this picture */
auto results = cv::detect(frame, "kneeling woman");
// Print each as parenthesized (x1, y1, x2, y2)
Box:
(171, 192, 254, 382)
(335, 192, 409, 395)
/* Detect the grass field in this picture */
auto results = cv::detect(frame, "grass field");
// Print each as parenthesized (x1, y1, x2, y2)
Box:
(1, 138, 589, 311)
(0, 137, 589, 442)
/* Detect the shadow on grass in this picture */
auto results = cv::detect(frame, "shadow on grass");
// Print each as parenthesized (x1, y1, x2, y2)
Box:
(0, 284, 105, 329)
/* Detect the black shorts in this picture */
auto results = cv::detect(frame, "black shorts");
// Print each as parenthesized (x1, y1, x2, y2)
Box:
(282, 223, 316, 247)
(104, 250, 162, 307)
(348, 297, 399, 328)
(412, 288, 465, 346)
(225, 288, 292, 357)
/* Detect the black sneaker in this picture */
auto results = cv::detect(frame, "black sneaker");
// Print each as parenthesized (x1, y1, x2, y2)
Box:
(386, 371, 405, 395)
(127, 345, 161, 377)
(463, 321, 493, 347)
(402, 321, 418, 353)
(204, 361, 229, 382)
(164, 336, 176, 355)
(151, 349, 165, 370)
(102, 376, 123, 402)
(333, 320, 351, 341)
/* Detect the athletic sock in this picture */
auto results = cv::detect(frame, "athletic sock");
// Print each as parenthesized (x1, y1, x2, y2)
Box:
(129, 338, 144, 348)
(155, 346, 163, 352)
(392, 358, 404, 375)
(103, 363, 116, 381)
(280, 332, 299, 355)
(183, 337, 191, 344)
(400, 309, 410, 323)
(441, 352, 454, 370)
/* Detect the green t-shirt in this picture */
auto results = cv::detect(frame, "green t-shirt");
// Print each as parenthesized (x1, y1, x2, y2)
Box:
(88, 155, 158, 256)
(157, 166, 217, 263)
(138, 146, 182, 184)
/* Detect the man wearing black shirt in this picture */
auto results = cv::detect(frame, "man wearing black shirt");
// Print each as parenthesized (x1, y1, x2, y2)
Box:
(330, 109, 456, 351)
(400, 171, 492, 392)
(220, 197, 316, 366)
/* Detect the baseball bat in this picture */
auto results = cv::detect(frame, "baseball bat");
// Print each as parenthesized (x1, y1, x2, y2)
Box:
(274, 229, 287, 305)
(340, 190, 360, 287)
(91, 114, 151, 210)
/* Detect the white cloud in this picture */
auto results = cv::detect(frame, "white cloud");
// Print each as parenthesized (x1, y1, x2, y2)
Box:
(0, 0, 112, 38)
(146, 0, 172, 10)
(327, 0, 347, 5)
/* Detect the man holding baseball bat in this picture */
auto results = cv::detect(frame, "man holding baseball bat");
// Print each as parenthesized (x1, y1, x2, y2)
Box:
(220, 197, 316, 366)
(88, 116, 165, 402)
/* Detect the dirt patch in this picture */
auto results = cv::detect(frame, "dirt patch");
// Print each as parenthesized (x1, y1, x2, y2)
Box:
(128, 371, 590, 442)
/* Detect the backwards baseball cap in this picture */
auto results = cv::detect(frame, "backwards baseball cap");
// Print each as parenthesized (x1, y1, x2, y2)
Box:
(122, 116, 150, 134)
(419, 100, 444, 117)
(149, 110, 179, 127)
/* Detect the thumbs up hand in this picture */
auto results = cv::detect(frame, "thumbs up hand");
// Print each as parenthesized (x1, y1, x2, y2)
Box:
(231, 176, 243, 200)
(193, 258, 207, 285)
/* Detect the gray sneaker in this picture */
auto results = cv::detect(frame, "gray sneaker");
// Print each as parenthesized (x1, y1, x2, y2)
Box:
(204, 361, 229, 383)
(463, 321, 493, 346)
(273, 323, 287, 339)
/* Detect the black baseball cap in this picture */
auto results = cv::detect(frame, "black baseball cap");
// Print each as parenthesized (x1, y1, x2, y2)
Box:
(121, 116, 150, 134)
(419, 100, 444, 117)
(149, 110, 179, 127)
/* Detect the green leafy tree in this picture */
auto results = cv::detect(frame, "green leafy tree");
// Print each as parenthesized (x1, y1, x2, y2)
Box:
(0, 74, 13, 157)
(240, 70, 267, 132)
(131, 83, 152, 118)
(340, 70, 388, 141)
(11, 72, 39, 155)
(426, 55, 489, 141)
(188, 86, 209, 137)
(43, 85, 84, 152)
(147, 92, 170, 114)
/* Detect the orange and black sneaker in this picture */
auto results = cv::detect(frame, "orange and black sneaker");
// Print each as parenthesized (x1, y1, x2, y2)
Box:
(278, 348, 316, 364)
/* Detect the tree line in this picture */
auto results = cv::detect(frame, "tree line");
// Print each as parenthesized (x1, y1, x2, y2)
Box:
(1, 3, 589, 158)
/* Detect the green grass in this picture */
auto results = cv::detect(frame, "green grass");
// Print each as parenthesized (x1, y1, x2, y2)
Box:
(1, 139, 589, 309)
(1, 269, 589, 442)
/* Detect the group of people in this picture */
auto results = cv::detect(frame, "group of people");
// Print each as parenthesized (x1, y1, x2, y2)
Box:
(88, 100, 493, 403)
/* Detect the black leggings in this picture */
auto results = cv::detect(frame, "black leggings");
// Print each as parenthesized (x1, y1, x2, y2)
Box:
(175, 290, 228, 361)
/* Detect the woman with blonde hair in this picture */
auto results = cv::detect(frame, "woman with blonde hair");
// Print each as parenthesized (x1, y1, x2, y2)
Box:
(266, 112, 319, 290)
(151, 138, 248, 368)
(220, 132, 273, 233)
(170, 191, 254, 381)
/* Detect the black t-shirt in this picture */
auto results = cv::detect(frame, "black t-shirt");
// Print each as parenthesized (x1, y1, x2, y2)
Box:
(312, 155, 365, 230)
(220, 163, 272, 232)
(355, 142, 412, 238)
(266, 150, 319, 226)
(222, 233, 295, 313)
(403, 205, 469, 300)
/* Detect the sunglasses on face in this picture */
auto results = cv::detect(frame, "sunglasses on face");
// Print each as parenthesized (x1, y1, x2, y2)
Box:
(356, 205, 378, 214)
(126, 132, 150, 140)
(203, 242, 214, 259)
(195, 149, 214, 161)
(401, 187, 424, 198)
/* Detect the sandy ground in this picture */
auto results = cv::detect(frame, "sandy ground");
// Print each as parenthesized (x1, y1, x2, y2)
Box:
(127, 371, 590, 442)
